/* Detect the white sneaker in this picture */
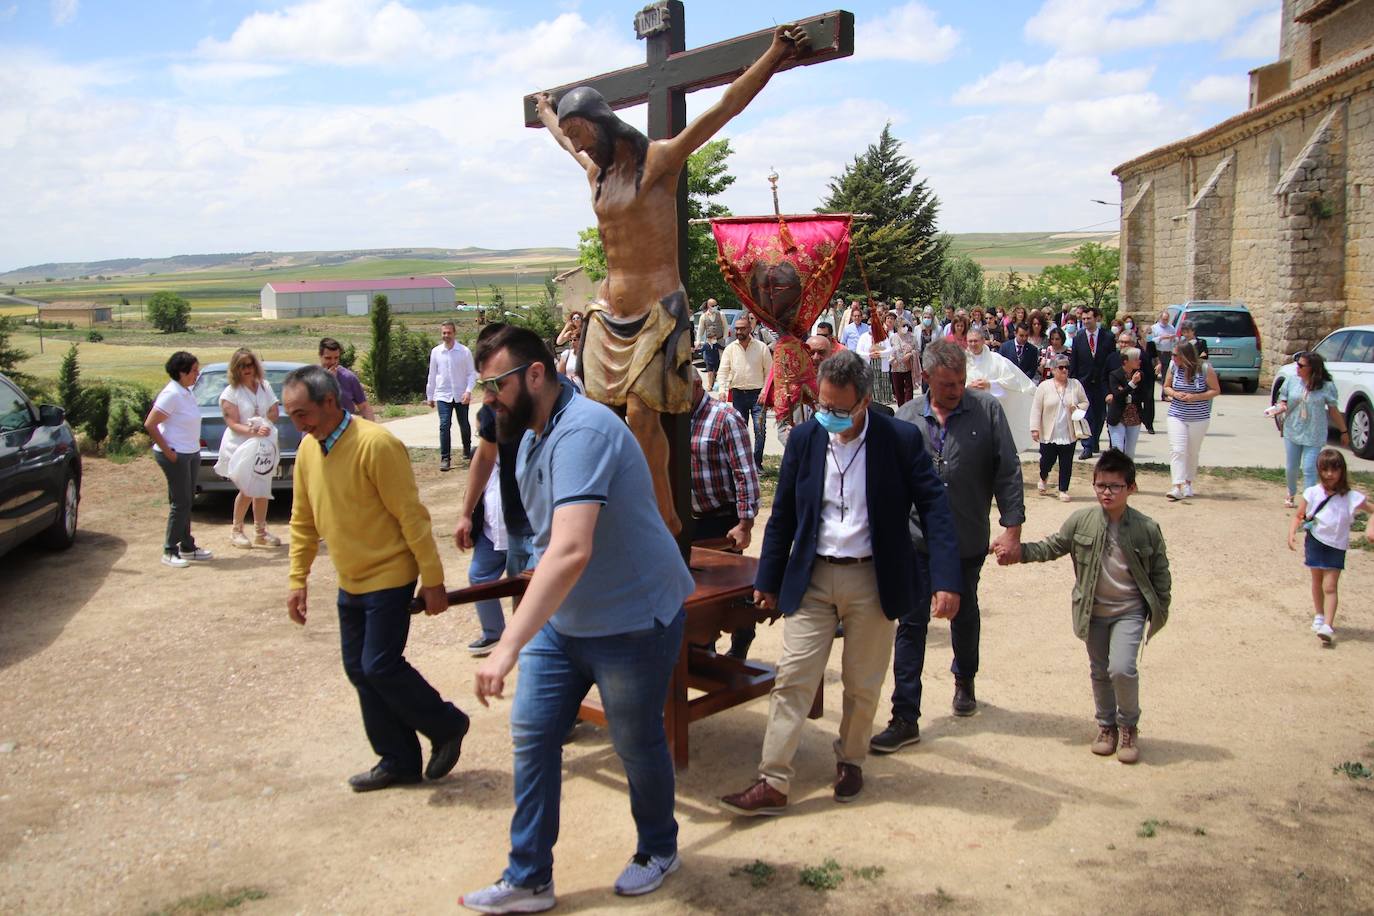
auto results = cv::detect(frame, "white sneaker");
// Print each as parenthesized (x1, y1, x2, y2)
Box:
(1312, 615, 1325, 632)
(460, 879, 555, 914)
(1165, 487, 1184, 501)
(1183, 484, 1195, 498)
(160, 552, 189, 569)
(183, 547, 214, 562)
(614, 853, 680, 896)
(1317, 623, 1335, 645)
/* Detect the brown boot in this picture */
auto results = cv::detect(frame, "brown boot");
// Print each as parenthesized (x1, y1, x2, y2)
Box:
(719, 779, 787, 817)
(833, 763, 863, 803)
(1091, 724, 1119, 756)
(1117, 725, 1140, 764)
(953, 677, 977, 717)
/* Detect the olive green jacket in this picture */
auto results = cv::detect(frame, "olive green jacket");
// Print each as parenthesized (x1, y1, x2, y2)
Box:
(1020, 505, 1172, 642)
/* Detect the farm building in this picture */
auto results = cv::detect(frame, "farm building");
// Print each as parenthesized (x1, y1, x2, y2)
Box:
(552, 265, 596, 314)
(260, 277, 455, 319)
(38, 302, 113, 326)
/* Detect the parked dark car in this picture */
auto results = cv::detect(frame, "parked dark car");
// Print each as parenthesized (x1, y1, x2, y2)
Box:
(192, 361, 305, 497)
(0, 371, 81, 557)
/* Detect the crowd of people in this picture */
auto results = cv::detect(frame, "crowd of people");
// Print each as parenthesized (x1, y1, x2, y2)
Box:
(136, 303, 1365, 914)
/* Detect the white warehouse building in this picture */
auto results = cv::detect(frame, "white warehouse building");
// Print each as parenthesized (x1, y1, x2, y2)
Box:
(260, 277, 456, 319)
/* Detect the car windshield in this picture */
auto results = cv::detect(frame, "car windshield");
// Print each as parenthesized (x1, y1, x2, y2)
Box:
(1187, 311, 1256, 338)
(1313, 332, 1348, 362)
(193, 368, 296, 408)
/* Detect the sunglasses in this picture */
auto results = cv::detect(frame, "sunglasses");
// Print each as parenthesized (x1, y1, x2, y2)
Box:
(473, 363, 531, 396)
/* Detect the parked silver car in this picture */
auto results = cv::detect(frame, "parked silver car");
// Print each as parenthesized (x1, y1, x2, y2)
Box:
(1270, 324, 1374, 459)
(192, 361, 306, 496)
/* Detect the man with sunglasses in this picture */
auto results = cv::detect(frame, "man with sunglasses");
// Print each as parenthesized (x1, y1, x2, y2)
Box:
(461, 325, 694, 912)
(719, 349, 960, 815)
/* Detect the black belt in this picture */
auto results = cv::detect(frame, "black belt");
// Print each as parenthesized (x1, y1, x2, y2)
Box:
(817, 555, 872, 565)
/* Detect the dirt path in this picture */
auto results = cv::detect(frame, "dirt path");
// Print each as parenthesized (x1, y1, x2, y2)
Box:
(2, 456, 1372, 914)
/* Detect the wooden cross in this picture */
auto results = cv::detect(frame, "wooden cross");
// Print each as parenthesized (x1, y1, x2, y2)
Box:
(522, 2, 854, 553)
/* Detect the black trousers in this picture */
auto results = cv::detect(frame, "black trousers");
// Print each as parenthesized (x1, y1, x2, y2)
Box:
(1083, 381, 1107, 452)
(693, 510, 754, 658)
(1039, 442, 1076, 492)
(891, 554, 986, 723)
(155, 449, 198, 555)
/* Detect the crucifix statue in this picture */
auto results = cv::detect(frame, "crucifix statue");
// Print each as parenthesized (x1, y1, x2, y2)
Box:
(525, 3, 854, 539)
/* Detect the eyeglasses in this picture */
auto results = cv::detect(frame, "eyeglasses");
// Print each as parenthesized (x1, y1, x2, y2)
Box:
(474, 363, 531, 395)
(1052, 365, 1069, 371)
(818, 403, 859, 419)
(1093, 483, 1127, 494)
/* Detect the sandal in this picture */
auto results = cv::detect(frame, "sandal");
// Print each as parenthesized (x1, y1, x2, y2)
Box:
(254, 526, 282, 548)
(1284, 496, 1296, 509)
(229, 526, 252, 549)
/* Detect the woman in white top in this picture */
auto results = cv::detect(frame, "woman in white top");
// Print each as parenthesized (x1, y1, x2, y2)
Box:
(216, 348, 282, 548)
(143, 351, 211, 568)
(1030, 354, 1089, 501)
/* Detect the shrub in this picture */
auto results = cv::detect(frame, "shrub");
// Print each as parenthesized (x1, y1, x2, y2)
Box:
(387, 322, 435, 401)
(74, 380, 153, 451)
(361, 294, 393, 401)
(86, 330, 103, 342)
(147, 291, 191, 333)
(340, 342, 357, 369)
(58, 344, 80, 414)
(221, 325, 239, 335)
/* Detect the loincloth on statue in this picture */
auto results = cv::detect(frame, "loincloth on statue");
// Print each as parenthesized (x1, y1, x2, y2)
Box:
(580, 289, 692, 414)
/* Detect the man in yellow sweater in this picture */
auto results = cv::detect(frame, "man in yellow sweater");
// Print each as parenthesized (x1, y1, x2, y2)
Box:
(283, 365, 470, 793)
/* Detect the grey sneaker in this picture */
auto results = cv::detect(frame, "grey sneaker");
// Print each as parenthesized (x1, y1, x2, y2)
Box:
(614, 852, 680, 897)
(160, 552, 189, 569)
(460, 879, 555, 914)
(182, 547, 214, 562)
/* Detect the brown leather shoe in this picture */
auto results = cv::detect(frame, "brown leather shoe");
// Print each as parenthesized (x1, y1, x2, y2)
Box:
(1117, 726, 1140, 764)
(953, 677, 977, 717)
(833, 763, 863, 803)
(719, 779, 787, 817)
(1091, 724, 1119, 756)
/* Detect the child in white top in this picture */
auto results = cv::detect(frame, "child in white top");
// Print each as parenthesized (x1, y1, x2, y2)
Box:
(1287, 448, 1368, 645)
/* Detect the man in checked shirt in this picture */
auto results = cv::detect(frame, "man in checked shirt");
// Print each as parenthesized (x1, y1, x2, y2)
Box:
(689, 371, 760, 659)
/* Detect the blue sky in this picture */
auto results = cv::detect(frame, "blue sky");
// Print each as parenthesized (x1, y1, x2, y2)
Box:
(1, 0, 1280, 269)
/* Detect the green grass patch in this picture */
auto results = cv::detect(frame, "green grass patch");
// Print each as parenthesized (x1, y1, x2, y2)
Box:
(729, 859, 776, 888)
(1333, 761, 1373, 779)
(799, 858, 845, 891)
(144, 886, 267, 915)
(853, 865, 886, 881)
(1137, 818, 1162, 838)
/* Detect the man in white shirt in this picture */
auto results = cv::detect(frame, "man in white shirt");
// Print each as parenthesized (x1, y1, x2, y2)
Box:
(718, 349, 960, 815)
(717, 316, 773, 469)
(426, 320, 477, 472)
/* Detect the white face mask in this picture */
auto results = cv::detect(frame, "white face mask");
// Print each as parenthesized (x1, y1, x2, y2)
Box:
(1125, 321, 1134, 330)
(1111, 325, 1121, 335)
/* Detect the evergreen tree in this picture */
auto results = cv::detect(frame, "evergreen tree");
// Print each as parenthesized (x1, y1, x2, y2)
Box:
(58, 343, 81, 414)
(941, 255, 984, 312)
(361, 294, 392, 402)
(821, 124, 949, 303)
(0, 316, 31, 382)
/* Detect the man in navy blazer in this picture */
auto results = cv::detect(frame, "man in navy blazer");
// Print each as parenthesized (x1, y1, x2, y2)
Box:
(1069, 306, 1116, 458)
(720, 350, 961, 816)
(998, 322, 1040, 380)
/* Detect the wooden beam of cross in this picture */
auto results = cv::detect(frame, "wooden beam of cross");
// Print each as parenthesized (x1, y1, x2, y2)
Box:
(522, 3, 854, 555)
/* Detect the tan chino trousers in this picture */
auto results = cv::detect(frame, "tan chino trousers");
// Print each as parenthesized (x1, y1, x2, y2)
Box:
(759, 560, 894, 795)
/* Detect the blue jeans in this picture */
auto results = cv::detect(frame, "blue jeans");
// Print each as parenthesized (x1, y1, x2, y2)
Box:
(337, 581, 469, 777)
(505, 532, 536, 579)
(470, 530, 508, 641)
(891, 554, 985, 723)
(1107, 423, 1141, 458)
(503, 610, 685, 888)
(730, 388, 766, 467)
(1285, 437, 1321, 497)
(436, 400, 471, 461)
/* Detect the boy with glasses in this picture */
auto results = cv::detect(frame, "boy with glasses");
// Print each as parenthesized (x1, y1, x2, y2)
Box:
(992, 449, 1171, 764)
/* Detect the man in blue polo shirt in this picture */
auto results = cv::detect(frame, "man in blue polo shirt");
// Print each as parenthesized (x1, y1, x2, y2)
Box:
(459, 325, 694, 915)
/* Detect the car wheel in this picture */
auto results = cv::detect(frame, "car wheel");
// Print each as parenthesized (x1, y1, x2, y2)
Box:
(1242, 377, 1258, 393)
(1350, 400, 1374, 460)
(38, 472, 79, 550)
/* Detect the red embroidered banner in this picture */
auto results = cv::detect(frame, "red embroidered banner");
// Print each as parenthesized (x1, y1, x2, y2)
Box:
(711, 214, 854, 423)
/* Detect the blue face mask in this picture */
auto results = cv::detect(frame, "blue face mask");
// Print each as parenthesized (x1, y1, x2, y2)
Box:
(921, 317, 932, 327)
(815, 409, 854, 434)
(1064, 323, 1078, 337)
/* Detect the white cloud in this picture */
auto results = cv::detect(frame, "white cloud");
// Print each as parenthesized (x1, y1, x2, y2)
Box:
(855, 1, 960, 64)
(953, 56, 1154, 105)
(170, 62, 291, 88)
(51, 0, 77, 26)
(1187, 73, 1249, 107)
(0, 5, 18, 23)
(1223, 7, 1280, 59)
(1025, 0, 1274, 55)
(1037, 92, 1190, 138)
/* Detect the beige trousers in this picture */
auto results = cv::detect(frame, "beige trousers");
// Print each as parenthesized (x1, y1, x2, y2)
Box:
(759, 560, 895, 794)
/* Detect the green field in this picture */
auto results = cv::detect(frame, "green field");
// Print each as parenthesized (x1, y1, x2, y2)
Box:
(947, 231, 1118, 274)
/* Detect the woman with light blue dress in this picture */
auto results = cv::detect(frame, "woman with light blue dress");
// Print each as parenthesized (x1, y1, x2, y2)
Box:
(1276, 351, 1347, 508)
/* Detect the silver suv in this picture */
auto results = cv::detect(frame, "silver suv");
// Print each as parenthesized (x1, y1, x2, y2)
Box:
(1271, 324, 1374, 459)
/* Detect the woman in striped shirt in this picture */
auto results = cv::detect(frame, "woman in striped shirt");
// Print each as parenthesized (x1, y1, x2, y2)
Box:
(1162, 341, 1220, 501)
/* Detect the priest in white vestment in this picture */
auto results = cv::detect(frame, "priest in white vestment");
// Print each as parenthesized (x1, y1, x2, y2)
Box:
(965, 326, 1035, 452)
